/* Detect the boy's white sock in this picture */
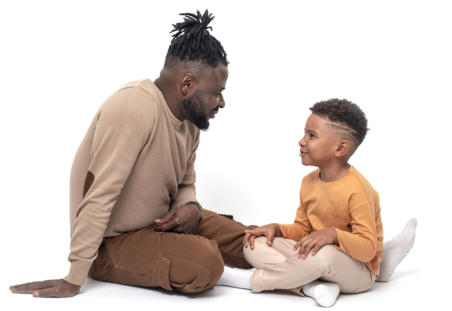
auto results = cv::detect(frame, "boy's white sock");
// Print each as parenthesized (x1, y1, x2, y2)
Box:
(216, 266, 254, 290)
(303, 281, 340, 308)
(377, 218, 417, 282)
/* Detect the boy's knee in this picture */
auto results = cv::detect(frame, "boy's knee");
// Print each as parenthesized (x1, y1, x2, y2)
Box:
(243, 236, 266, 255)
(310, 245, 340, 276)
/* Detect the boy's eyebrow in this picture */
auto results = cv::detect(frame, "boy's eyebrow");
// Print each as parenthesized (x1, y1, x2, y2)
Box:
(305, 128, 317, 134)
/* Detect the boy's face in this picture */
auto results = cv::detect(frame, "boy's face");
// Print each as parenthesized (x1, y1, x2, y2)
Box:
(299, 113, 340, 167)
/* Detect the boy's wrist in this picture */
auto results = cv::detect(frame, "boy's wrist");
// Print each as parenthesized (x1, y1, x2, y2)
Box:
(272, 223, 283, 237)
(328, 227, 339, 245)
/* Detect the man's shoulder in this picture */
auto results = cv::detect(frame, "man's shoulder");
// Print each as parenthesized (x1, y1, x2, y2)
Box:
(118, 79, 158, 96)
(116, 79, 161, 104)
(100, 79, 162, 118)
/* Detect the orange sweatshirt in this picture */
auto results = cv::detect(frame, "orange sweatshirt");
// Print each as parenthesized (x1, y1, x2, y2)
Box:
(279, 166, 383, 276)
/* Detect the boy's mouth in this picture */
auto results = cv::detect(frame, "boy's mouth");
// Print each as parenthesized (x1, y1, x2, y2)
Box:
(300, 150, 308, 157)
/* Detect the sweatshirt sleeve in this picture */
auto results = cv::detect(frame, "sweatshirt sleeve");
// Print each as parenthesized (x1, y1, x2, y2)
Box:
(64, 91, 150, 285)
(278, 189, 312, 241)
(170, 130, 201, 214)
(335, 189, 378, 263)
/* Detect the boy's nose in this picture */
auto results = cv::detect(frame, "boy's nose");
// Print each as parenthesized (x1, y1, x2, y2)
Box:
(299, 137, 306, 146)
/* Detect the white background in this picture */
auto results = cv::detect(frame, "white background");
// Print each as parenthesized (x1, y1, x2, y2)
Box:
(1, 0, 451, 310)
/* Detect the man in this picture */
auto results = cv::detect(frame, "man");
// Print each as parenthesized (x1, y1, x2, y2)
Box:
(10, 10, 416, 298)
(9, 10, 254, 297)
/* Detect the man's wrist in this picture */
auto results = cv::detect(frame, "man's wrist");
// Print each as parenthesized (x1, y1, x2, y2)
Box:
(185, 201, 203, 222)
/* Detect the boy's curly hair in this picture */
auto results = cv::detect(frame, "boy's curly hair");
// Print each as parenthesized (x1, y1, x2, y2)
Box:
(310, 98, 369, 147)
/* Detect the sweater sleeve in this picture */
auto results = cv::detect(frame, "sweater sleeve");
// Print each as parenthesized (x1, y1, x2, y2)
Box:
(335, 189, 378, 263)
(170, 130, 201, 214)
(279, 200, 312, 241)
(64, 92, 149, 285)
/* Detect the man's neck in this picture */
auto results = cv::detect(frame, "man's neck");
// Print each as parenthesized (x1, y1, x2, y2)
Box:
(154, 77, 186, 122)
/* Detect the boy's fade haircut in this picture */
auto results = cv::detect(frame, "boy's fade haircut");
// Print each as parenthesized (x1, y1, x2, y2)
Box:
(165, 10, 228, 67)
(310, 98, 369, 150)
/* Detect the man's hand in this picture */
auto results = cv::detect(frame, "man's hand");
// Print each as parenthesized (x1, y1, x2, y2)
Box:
(243, 223, 282, 249)
(153, 204, 201, 233)
(294, 228, 338, 259)
(9, 279, 81, 298)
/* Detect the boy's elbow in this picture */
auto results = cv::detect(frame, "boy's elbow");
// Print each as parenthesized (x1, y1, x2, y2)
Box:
(360, 238, 377, 262)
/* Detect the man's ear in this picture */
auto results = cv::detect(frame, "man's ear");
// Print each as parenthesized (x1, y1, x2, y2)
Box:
(181, 73, 196, 97)
(335, 139, 351, 158)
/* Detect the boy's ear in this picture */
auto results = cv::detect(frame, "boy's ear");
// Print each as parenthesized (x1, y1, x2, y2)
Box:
(335, 139, 351, 158)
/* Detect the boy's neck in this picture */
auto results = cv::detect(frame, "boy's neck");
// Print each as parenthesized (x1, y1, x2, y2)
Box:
(319, 162, 350, 182)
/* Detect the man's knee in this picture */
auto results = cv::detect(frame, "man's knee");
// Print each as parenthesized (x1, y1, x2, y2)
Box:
(168, 236, 224, 294)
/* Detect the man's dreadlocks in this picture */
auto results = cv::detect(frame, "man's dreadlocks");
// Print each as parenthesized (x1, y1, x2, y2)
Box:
(165, 10, 228, 67)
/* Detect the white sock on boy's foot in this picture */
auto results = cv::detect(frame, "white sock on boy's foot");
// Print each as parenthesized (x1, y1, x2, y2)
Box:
(377, 218, 417, 282)
(216, 266, 254, 289)
(303, 281, 340, 308)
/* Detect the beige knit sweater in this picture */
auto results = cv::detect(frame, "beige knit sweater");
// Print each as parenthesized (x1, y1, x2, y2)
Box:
(64, 79, 200, 285)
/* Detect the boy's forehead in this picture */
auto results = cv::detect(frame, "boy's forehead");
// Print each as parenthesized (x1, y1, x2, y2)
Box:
(306, 113, 330, 129)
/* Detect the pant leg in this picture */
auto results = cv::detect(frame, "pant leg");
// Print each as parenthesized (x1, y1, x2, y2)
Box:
(248, 240, 376, 294)
(89, 226, 224, 294)
(192, 209, 257, 269)
(243, 236, 288, 269)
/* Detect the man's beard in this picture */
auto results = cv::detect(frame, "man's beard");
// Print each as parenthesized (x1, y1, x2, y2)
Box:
(181, 91, 210, 130)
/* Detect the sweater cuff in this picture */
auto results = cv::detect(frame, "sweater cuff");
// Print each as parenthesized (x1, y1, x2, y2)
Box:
(64, 261, 93, 286)
(186, 201, 204, 221)
(278, 224, 289, 239)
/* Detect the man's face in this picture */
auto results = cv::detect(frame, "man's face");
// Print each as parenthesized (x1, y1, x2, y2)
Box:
(298, 114, 339, 168)
(182, 63, 228, 130)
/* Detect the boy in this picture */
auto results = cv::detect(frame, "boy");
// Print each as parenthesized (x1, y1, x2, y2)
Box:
(217, 99, 416, 307)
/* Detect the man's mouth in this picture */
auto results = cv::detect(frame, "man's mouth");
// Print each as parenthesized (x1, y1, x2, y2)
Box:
(209, 108, 219, 118)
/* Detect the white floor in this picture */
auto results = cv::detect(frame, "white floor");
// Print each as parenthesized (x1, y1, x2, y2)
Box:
(2, 253, 433, 311)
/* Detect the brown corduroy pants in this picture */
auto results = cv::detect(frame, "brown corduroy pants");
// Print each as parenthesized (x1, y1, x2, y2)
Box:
(89, 209, 256, 294)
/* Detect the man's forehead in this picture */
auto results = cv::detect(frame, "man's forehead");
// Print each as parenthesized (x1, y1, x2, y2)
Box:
(205, 63, 228, 79)
(200, 63, 228, 88)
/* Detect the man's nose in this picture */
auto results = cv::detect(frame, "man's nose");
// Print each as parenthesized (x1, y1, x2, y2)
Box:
(219, 95, 225, 108)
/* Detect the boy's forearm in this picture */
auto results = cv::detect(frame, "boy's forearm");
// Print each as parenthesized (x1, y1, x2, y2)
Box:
(272, 223, 283, 237)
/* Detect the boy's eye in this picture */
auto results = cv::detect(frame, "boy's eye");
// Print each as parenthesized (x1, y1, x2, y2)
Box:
(309, 132, 315, 138)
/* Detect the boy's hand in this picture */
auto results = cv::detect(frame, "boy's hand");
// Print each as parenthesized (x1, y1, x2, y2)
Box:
(243, 223, 282, 249)
(294, 228, 338, 259)
(10, 279, 80, 298)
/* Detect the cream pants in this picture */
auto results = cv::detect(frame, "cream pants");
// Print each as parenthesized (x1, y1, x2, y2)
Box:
(244, 237, 376, 294)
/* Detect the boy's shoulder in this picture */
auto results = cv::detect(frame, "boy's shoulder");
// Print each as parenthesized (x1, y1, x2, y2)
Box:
(301, 166, 376, 193)
(348, 166, 373, 187)
(302, 168, 320, 183)
(347, 166, 379, 200)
